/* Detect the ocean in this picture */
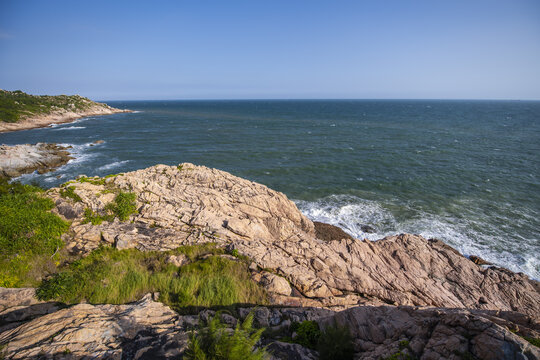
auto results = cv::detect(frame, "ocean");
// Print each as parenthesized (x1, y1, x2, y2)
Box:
(1, 100, 539, 279)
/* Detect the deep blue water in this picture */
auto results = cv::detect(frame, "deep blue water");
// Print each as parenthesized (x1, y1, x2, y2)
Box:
(1, 100, 539, 279)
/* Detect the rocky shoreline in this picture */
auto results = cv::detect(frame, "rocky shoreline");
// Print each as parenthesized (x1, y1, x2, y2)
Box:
(0, 105, 131, 133)
(0, 143, 74, 178)
(0, 163, 538, 359)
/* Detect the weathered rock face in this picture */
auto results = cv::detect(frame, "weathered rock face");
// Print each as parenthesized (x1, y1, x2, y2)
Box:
(47, 163, 540, 317)
(323, 305, 540, 360)
(0, 293, 187, 359)
(0, 291, 333, 360)
(0, 288, 63, 333)
(0, 292, 538, 360)
(0, 143, 73, 178)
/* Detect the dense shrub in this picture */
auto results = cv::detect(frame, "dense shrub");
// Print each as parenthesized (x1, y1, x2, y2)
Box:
(290, 321, 321, 349)
(288, 320, 355, 359)
(185, 312, 268, 360)
(317, 324, 354, 360)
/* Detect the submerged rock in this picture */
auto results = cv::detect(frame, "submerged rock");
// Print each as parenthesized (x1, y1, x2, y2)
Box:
(360, 224, 377, 233)
(313, 221, 355, 241)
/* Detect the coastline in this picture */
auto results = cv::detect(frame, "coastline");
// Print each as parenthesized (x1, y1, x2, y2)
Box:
(0, 163, 538, 359)
(0, 105, 132, 133)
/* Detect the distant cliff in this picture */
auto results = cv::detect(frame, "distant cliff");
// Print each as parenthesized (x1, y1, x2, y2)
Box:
(0, 89, 130, 132)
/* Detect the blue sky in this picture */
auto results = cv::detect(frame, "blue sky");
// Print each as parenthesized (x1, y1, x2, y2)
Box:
(1, 0, 539, 100)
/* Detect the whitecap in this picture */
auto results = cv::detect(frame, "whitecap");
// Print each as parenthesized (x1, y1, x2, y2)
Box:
(97, 160, 131, 172)
(295, 194, 539, 280)
(53, 126, 86, 131)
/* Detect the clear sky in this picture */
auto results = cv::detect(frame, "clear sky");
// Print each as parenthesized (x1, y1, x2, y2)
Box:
(1, 0, 539, 100)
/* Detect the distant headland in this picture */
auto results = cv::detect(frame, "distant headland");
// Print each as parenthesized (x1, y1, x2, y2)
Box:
(0, 89, 131, 133)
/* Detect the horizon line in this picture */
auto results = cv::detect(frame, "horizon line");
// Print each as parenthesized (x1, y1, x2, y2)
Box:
(96, 97, 540, 102)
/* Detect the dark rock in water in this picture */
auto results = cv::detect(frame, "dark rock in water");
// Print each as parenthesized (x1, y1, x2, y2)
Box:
(313, 221, 355, 241)
(90, 140, 105, 146)
(361, 224, 377, 233)
(470, 255, 492, 266)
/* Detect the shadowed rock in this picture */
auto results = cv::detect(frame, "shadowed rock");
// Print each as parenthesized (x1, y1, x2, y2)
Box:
(313, 221, 355, 241)
(0, 293, 538, 360)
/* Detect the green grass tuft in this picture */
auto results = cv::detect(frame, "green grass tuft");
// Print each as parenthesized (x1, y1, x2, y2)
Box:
(0, 179, 69, 287)
(76, 176, 106, 186)
(108, 191, 137, 221)
(37, 245, 267, 311)
(399, 340, 410, 350)
(59, 186, 82, 202)
(525, 337, 540, 348)
(82, 191, 137, 224)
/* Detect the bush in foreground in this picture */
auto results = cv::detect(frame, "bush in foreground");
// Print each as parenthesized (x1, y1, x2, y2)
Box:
(185, 312, 268, 360)
(288, 320, 354, 360)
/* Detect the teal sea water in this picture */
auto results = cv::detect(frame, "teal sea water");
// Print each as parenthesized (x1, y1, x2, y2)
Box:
(1, 100, 539, 279)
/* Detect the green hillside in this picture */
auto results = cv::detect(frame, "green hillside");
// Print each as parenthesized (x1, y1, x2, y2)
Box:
(0, 89, 107, 123)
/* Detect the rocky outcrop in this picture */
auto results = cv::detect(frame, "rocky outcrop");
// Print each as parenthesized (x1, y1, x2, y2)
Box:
(0, 292, 537, 360)
(323, 305, 540, 360)
(0, 288, 63, 333)
(0, 143, 73, 178)
(48, 163, 540, 317)
(0, 293, 186, 359)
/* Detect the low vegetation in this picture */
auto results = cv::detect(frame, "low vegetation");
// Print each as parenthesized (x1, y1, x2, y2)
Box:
(59, 186, 82, 202)
(0, 89, 100, 123)
(0, 179, 69, 287)
(286, 320, 354, 360)
(290, 320, 321, 349)
(82, 191, 137, 224)
(185, 312, 268, 360)
(524, 337, 540, 348)
(37, 244, 267, 311)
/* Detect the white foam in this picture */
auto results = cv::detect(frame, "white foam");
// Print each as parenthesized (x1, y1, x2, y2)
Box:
(58, 142, 99, 166)
(97, 160, 131, 172)
(53, 126, 86, 131)
(295, 195, 539, 280)
(295, 195, 396, 241)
